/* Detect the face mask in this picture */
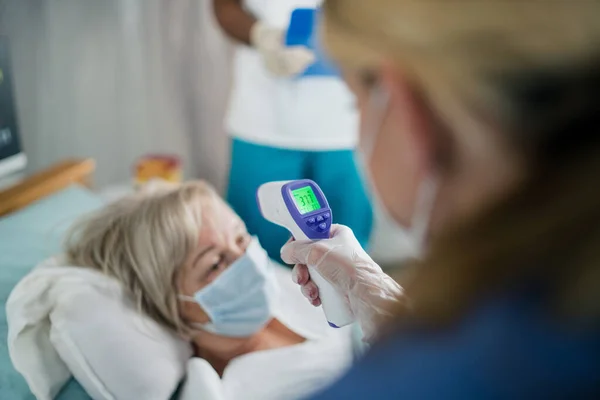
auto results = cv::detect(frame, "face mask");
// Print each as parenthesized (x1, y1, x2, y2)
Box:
(358, 84, 438, 261)
(179, 237, 279, 337)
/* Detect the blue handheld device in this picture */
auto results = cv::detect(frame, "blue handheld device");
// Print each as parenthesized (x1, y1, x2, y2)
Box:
(285, 8, 340, 77)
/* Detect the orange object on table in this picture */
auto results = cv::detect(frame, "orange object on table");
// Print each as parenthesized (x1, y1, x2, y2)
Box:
(134, 155, 182, 185)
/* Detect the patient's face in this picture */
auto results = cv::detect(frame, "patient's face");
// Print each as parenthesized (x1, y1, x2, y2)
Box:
(178, 197, 251, 324)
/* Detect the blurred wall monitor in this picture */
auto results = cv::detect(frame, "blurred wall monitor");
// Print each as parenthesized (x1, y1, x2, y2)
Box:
(0, 36, 27, 180)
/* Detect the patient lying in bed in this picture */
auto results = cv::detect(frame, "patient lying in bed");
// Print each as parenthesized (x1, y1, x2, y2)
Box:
(8, 181, 353, 400)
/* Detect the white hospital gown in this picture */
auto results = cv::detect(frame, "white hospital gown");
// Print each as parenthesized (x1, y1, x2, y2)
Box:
(181, 266, 355, 400)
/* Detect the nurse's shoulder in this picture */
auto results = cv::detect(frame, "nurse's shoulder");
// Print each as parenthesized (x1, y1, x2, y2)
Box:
(310, 292, 600, 399)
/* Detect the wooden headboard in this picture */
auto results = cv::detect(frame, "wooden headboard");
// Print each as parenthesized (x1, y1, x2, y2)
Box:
(0, 159, 96, 217)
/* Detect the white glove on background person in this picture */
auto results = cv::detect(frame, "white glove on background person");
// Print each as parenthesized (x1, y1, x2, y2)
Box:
(281, 224, 405, 342)
(250, 21, 316, 77)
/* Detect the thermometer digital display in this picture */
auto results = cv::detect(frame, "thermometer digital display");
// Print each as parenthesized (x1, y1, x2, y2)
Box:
(257, 180, 354, 328)
(291, 185, 321, 214)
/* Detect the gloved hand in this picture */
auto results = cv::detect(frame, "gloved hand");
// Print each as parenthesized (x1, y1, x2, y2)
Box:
(281, 224, 405, 342)
(250, 21, 316, 77)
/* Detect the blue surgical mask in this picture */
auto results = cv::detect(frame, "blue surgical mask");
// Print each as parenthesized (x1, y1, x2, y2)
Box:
(179, 237, 279, 337)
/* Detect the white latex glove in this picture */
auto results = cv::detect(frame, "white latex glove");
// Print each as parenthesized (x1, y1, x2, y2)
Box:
(250, 21, 316, 77)
(281, 224, 405, 342)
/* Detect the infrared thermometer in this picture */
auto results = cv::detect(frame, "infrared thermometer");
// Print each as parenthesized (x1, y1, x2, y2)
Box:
(257, 179, 354, 328)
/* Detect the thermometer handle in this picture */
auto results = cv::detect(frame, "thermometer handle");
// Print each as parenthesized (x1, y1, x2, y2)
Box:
(255, 180, 354, 328)
(289, 226, 354, 327)
(308, 266, 355, 328)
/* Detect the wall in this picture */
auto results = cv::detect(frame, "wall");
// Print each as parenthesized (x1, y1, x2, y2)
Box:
(0, 0, 404, 266)
(1, 0, 232, 192)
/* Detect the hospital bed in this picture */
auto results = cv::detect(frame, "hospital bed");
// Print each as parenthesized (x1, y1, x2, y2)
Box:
(0, 159, 102, 399)
(0, 160, 362, 400)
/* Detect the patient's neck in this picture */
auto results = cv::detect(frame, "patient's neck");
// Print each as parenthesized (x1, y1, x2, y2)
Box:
(193, 319, 304, 376)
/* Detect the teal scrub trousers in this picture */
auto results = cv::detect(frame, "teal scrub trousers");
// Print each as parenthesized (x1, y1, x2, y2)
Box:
(227, 138, 373, 264)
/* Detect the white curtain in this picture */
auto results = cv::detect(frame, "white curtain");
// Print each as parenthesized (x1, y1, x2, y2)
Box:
(2, 0, 232, 192)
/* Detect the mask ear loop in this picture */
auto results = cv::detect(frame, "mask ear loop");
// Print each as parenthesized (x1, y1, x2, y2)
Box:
(360, 83, 392, 162)
(178, 294, 214, 334)
(355, 82, 391, 199)
(177, 294, 211, 335)
(408, 175, 439, 255)
(178, 294, 196, 303)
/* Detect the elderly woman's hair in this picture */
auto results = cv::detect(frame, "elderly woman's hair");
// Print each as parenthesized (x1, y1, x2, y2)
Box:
(65, 181, 218, 335)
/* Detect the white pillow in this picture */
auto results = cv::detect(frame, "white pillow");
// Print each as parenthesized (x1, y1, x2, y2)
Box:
(47, 271, 192, 400)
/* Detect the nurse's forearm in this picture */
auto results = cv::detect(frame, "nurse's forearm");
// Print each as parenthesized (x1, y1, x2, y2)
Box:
(212, 0, 256, 46)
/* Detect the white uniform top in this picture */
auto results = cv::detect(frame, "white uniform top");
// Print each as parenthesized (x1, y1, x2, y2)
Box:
(225, 0, 359, 150)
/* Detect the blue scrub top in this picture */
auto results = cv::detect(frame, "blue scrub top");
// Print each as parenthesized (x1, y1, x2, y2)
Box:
(309, 292, 600, 399)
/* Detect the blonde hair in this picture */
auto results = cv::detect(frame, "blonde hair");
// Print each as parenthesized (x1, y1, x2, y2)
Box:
(65, 181, 219, 336)
(323, 1, 600, 123)
(323, 1, 600, 323)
